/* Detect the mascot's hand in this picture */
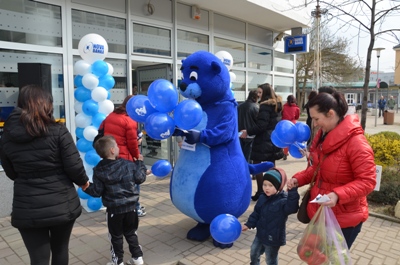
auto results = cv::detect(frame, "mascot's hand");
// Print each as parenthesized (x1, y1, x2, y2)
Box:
(185, 130, 201, 144)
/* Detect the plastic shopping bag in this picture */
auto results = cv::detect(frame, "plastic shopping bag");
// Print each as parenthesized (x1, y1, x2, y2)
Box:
(297, 205, 352, 265)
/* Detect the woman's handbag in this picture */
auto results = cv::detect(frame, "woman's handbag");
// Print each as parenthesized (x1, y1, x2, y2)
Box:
(297, 156, 326, 224)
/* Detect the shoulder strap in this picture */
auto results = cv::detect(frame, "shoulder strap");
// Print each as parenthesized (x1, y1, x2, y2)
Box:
(309, 155, 327, 188)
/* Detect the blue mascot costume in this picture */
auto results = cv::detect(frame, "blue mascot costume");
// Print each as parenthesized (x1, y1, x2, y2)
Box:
(170, 51, 273, 248)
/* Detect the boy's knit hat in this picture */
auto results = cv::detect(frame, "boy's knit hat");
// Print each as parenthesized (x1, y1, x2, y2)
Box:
(263, 167, 287, 192)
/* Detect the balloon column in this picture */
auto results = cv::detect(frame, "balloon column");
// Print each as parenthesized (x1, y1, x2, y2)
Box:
(271, 120, 311, 159)
(215, 51, 236, 92)
(74, 33, 115, 212)
(126, 79, 203, 178)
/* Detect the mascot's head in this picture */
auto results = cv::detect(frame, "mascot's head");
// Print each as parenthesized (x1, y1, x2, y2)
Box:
(179, 51, 232, 105)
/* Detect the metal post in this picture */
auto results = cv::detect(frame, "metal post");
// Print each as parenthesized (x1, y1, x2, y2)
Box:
(373, 48, 385, 127)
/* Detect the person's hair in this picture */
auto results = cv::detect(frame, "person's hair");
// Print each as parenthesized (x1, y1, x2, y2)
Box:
(318, 86, 336, 94)
(258, 83, 281, 112)
(308, 90, 318, 101)
(286, 95, 296, 106)
(94, 135, 117, 159)
(247, 89, 258, 103)
(308, 91, 348, 120)
(18, 85, 55, 137)
(114, 95, 134, 114)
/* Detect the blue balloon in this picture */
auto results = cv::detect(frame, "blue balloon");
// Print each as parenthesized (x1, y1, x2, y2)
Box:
(271, 130, 289, 148)
(92, 112, 106, 128)
(82, 99, 99, 116)
(76, 138, 93, 153)
(289, 142, 307, 159)
(151, 160, 172, 178)
(74, 86, 92, 102)
(126, 95, 158, 123)
(148, 79, 179, 113)
(274, 120, 297, 145)
(77, 187, 91, 199)
(91, 60, 108, 77)
(85, 149, 101, 166)
(174, 100, 203, 130)
(145, 112, 175, 140)
(75, 127, 85, 139)
(295, 122, 311, 142)
(210, 214, 242, 244)
(107, 90, 111, 99)
(74, 75, 83, 87)
(87, 197, 102, 211)
(98, 74, 115, 90)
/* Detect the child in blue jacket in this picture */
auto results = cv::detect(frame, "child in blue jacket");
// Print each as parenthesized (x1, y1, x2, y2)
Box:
(242, 168, 299, 265)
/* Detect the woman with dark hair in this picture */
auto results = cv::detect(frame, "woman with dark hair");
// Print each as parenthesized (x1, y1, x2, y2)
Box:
(99, 95, 147, 216)
(281, 94, 300, 159)
(287, 91, 376, 249)
(240, 83, 284, 201)
(0, 85, 89, 265)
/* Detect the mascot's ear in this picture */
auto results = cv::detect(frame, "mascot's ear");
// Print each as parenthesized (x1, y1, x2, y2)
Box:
(181, 59, 185, 65)
(211, 61, 221, 75)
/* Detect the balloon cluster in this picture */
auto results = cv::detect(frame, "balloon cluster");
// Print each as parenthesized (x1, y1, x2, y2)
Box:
(126, 79, 203, 178)
(74, 33, 115, 211)
(210, 214, 242, 244)
(271, 121, 311, 159)
(214, 51, 236, 91)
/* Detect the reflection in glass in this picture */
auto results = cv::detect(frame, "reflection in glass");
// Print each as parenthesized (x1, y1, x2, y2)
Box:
(0, 0, 62, 46)
(274, 51, 294, 74)
(133, 24, 171, 56)
(214, 37, 245, 67)
(177, 30, 209, 59)
(274, 76, 294, 97)
(72, 10, 126, 53)
(248, 45, 272, 71)
(248, 72, 272, 91)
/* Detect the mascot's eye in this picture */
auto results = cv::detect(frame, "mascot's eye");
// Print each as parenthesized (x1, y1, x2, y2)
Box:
(189, 71, 198, 81)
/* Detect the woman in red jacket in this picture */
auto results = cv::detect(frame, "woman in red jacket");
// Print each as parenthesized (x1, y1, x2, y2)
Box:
(281, 95, 300, 159)
(287, 91, 376, 249)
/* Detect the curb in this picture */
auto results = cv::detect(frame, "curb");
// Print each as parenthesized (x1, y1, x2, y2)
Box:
(369, 211, 400, 224)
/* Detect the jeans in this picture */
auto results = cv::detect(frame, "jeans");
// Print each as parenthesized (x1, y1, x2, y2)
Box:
(250, 236, 280, 265)
(378, 108, 384, 117)
(18, 220, 75, 265)
(342, 222, 362, 249)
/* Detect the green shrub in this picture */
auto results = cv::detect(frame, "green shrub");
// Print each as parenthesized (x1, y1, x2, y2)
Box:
(365, 132, 400, 167)
(368, 166, 400, 205)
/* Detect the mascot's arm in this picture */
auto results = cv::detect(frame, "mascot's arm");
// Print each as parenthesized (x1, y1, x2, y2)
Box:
(198, 102, 236, 146)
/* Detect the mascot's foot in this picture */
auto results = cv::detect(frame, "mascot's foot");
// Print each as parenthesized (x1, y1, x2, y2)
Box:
(187, 223, 211, 241)
(213, 239, 234, 249)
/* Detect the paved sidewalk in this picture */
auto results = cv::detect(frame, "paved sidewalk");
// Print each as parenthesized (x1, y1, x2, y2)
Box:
(0, 112, 400, 265)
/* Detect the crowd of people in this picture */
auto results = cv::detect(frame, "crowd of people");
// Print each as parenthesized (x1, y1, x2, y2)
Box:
(0, 84, 377, 265)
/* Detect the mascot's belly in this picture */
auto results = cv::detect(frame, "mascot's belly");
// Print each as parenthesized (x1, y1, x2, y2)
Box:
(170, 112, 251, 224)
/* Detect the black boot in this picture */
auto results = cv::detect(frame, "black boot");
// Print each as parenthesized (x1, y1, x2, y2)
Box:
(251, 192, 261, 201)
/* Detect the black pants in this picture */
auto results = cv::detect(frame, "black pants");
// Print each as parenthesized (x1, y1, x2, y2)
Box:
(240, 138, 254, 163)
(18, 220, 75, 265)
(342, 222, 363, 249)
(107, 210, 143, 264)
(378, 108, 384, 117)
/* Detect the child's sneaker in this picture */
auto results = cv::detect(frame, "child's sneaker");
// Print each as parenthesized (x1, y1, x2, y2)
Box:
(140, 205, 146, 211)
(106, 262, 124, 265)
(127, 256, 144, 265)
(137, 208, 146, 217)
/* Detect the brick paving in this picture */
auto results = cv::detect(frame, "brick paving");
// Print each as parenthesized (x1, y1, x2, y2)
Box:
(1, 112, 400, 265)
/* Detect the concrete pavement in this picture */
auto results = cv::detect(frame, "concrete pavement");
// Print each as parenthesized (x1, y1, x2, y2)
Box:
(1, 112, 400, 265)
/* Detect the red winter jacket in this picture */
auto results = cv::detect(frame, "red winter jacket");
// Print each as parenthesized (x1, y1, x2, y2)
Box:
(100, 112, 139, 161)
(293, 114, 376, 228)
(282, 103, 300, 123)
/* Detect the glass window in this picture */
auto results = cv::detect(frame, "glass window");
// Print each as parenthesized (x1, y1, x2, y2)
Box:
(0, 49, 64, 121)
(177, 30, 209, 60)
(214, 37, 245, 67)
(231, 70, 246, 102)
(0, 0, 62, 46)
(248, 45, 272, 71)
(248, 24, 273, 46)
(274, 51, 294, 74)
(248, 72, 272, 91)
(274, 75, 294, 100)
(133, 24, 171, 57)
(214, 13, 245, 40)
(72, 10, 126, 53)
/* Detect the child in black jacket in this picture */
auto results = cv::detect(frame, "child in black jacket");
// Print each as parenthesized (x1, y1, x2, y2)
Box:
(84, 135, 147, 265)
(242, 168, 299, 265)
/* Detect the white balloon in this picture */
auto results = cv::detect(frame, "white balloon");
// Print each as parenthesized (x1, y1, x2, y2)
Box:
(75, 113, 92, 128)
(106, 63, 114, 75)
(229, 72, 237, 82)
(78, 33, 109, 63)
(91, 87, 108, 102)
(74, 60, 91, 76)
(88, 173, 93, 182)
(215, 51, 233, 70)
(98, 100, 114, 115)
(83, 126, 98, 142)
(82, 73, 99, 90)
(74, 101, 83, 113)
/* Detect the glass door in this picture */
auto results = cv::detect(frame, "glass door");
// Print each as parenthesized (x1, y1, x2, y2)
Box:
(135, 64, 174, 166)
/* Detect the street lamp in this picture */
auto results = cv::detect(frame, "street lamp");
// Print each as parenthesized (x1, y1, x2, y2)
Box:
(373, 47, 385, 127)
